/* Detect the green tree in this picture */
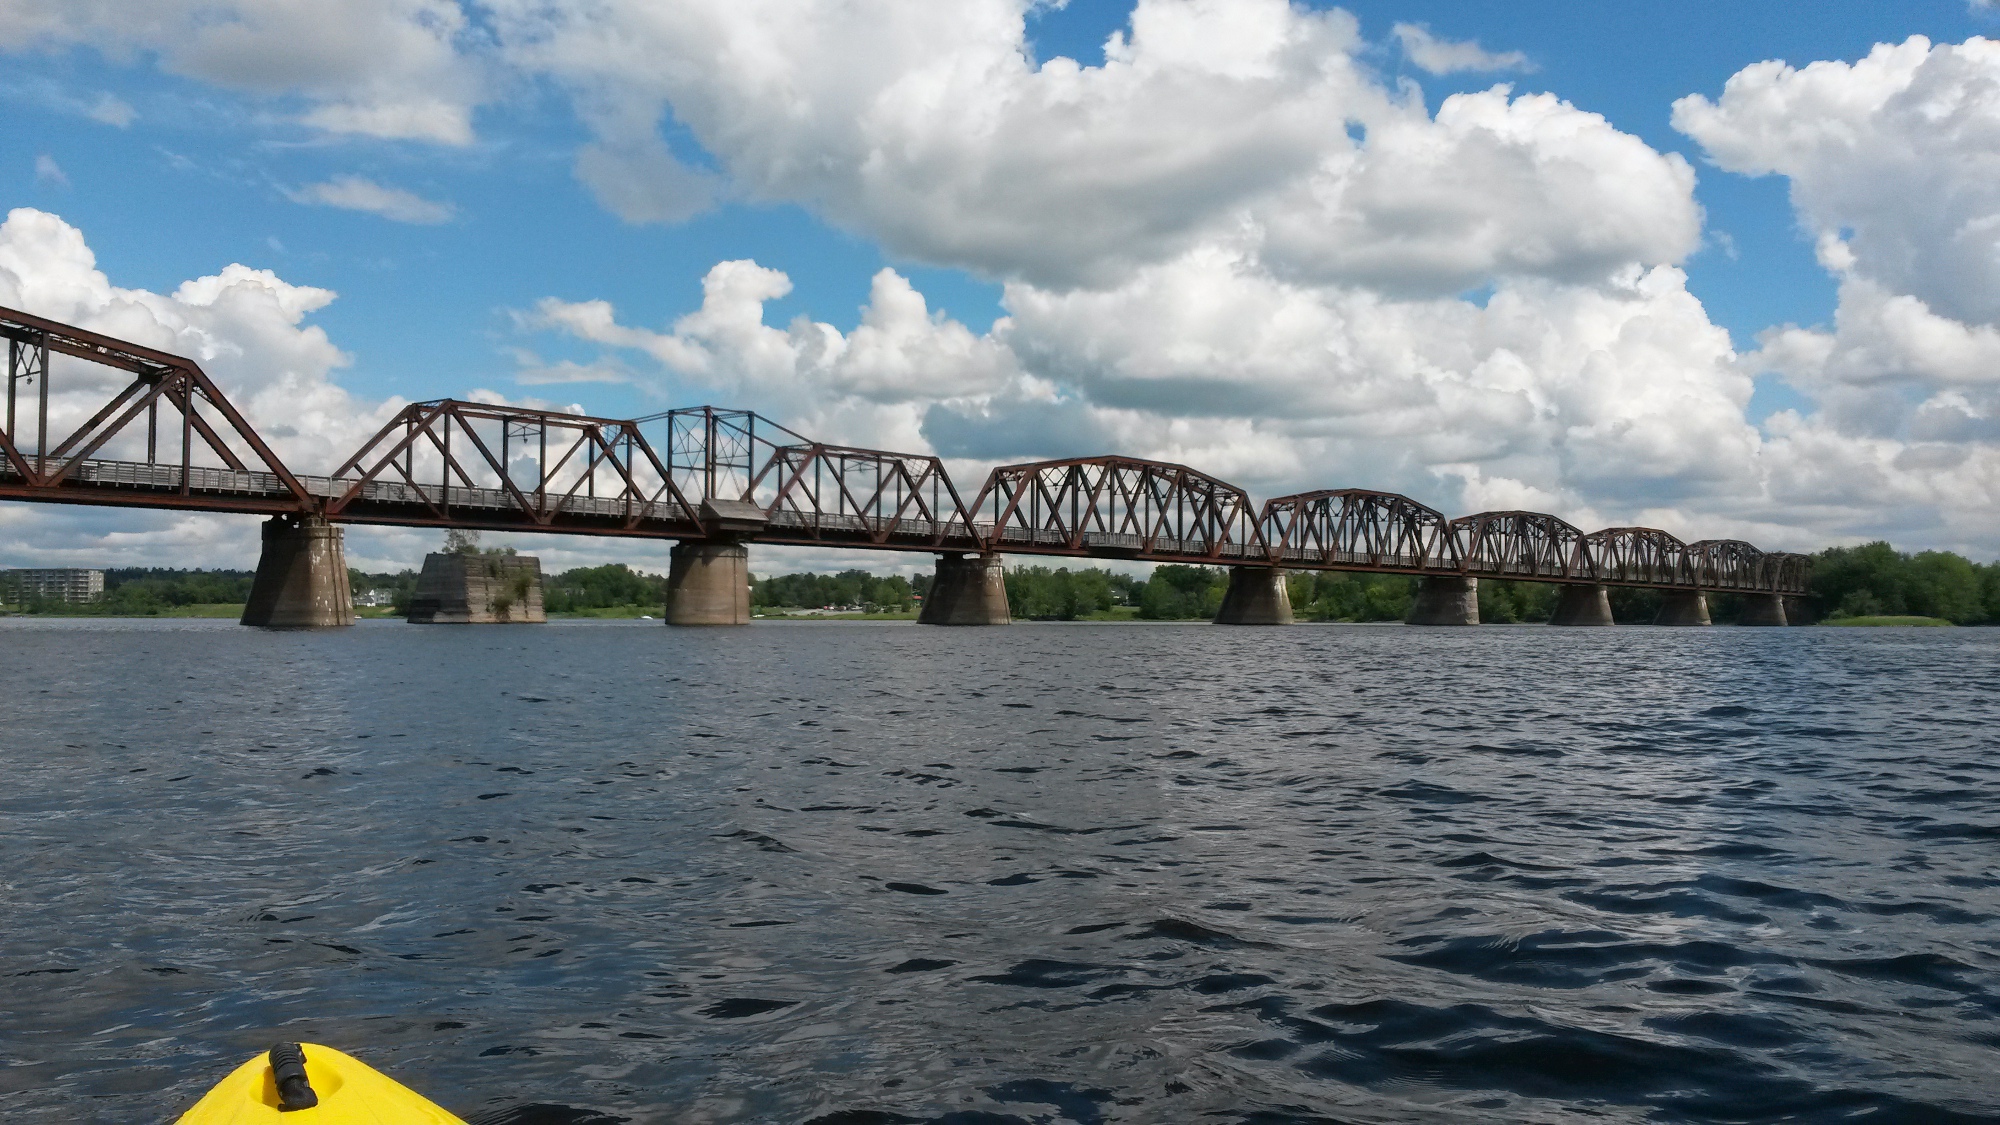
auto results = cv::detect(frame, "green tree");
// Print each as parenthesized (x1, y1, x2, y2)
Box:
(546, 564, 665, 612)
(1285, 571, 1415, 621)
(1809, 541, 1996, 623)
(1137, 565, 1227, 619)
(1004, 565, 1117, 619)
(1477, 580, 1558, 623)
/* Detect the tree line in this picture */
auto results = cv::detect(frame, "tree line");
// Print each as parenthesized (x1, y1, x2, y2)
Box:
(746, 540, 2000, 624)
(5, 540, 1994, 623)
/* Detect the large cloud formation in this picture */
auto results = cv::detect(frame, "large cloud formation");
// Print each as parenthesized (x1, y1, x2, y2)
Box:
(1676, 36, 2000, 551)
(510, 7, 2000, 554)
(489, 0, 1699, 293)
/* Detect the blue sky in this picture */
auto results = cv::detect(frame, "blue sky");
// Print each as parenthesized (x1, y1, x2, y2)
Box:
(3, 1, 1999, 569)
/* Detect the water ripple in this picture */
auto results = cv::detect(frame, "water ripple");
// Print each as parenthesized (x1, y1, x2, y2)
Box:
(0, 618, 1995, 1123)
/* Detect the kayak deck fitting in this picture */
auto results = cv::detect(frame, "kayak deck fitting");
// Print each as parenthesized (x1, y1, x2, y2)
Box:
(175, 1043, 464, 1124)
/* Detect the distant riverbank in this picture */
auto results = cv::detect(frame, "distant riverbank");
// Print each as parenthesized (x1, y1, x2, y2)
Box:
(0, 604, 1972, 626)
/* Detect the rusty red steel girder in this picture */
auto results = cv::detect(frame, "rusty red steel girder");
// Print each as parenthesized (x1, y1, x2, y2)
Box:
(324, 399, 706, 535)
(0, 306, 312, 514)
(1261, 489, 1462, 571)
(0, 304, 1810, 593)
(967, 455, 1260, 562)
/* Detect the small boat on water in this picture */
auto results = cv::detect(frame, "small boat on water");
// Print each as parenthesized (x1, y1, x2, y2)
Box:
(176, 1043, 463, 1124)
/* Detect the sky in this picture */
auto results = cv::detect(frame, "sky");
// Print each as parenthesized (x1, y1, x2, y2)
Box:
(1, 0, 1998, 575)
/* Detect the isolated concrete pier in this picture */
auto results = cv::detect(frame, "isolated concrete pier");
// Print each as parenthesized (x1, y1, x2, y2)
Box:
(406, 553, 545, 623)
(1738, 592, 1788, 626)
(1550, 583, 1614, 626)
(241, 514, 352, 627)
(918, 553, 1010, 625)
(666, 541, 751, 625)
(1655, 590, 1712, 626)
(1408, 576, 1479, 625)
(1213, 567, 1293, 625)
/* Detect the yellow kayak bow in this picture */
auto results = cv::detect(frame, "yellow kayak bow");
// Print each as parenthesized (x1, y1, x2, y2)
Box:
(175, 1042, 464, 1124)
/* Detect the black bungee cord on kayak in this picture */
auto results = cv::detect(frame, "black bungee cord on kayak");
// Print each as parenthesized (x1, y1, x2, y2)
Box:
(269, 1043, 319, 1111)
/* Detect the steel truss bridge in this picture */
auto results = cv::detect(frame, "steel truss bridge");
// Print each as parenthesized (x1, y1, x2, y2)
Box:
(0, 306, 1808, 595)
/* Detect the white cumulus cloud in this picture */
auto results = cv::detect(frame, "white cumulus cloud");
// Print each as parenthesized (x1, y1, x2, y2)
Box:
(1675, 35, 2000, 550)
(0, 0, 482, 144)
(285, 175, 456, 224)
(1391, 23, 1533, 76)
(1674, 36, 2000, 326)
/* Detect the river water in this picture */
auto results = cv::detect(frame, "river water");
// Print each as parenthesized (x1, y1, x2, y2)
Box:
(1, 618, 1996, 1124)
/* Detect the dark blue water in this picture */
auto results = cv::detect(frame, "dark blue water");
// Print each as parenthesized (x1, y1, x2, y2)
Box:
(1, 618, 1996, 1124)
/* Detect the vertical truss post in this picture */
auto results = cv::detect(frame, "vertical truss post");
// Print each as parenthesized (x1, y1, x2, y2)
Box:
(9, 335, 51, 476)
(36, 338, 49, 477)
(179, 376, 192, 495)
(705, 408, 718, 501)
(5, 336, 21, 450)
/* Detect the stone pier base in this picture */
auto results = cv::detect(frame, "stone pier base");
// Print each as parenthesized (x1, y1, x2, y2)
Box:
(1550, 583, 1614, 626)
(1408, 576, 1479, 625)
(1738, 592, 1788, 626)
(1655, 590, 1712, 626)
(917, 553, 1011, 625)
(1784, 596, 1816, 626)
(666, 541, 751, 626)
(241, 514, 353, 627)
(406, 553, 546, 623)
(1213, 567, 1293, 625)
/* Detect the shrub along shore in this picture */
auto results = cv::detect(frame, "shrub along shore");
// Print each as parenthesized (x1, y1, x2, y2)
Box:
(1, 542, 1993, 624)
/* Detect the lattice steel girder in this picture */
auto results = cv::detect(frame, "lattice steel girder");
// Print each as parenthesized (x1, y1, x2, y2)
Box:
(1580, 526, 1690, 585)
(969, 455, 1266, 562)
(1452, 510, 1589, 579)
(1260, 488, 1460, 571)
(647, 405, 810, 504)
(1685, 538, 1787, 592)
(751, 442, 979, 546)
(327, 399, 704, 530)
(0, 304, 312, 507)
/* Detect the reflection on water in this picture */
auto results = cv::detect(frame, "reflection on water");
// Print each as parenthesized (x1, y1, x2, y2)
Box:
(1, 618, 1996, 1124)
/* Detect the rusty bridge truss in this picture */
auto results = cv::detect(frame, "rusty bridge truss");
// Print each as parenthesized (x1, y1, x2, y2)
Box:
(0, 306, 1809, 594)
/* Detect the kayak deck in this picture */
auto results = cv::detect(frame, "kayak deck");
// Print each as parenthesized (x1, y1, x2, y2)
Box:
(175, 1043, 464, 1124)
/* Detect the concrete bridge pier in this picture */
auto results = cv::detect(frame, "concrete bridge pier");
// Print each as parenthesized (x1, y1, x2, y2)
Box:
(406, 553, 546, 623)
(1655, 590, 1712, 626)
(1408, 576, 1479, 626)
(918, 552, 1010, 625)
(1213, 567, 1293, 625)
(1784, 596, 1815, 626)
(241, 514, 353, 627)
(1550, 583, 1614, 626)
(1738, 592, 1788, 626)
(666, 540, 751, 626)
